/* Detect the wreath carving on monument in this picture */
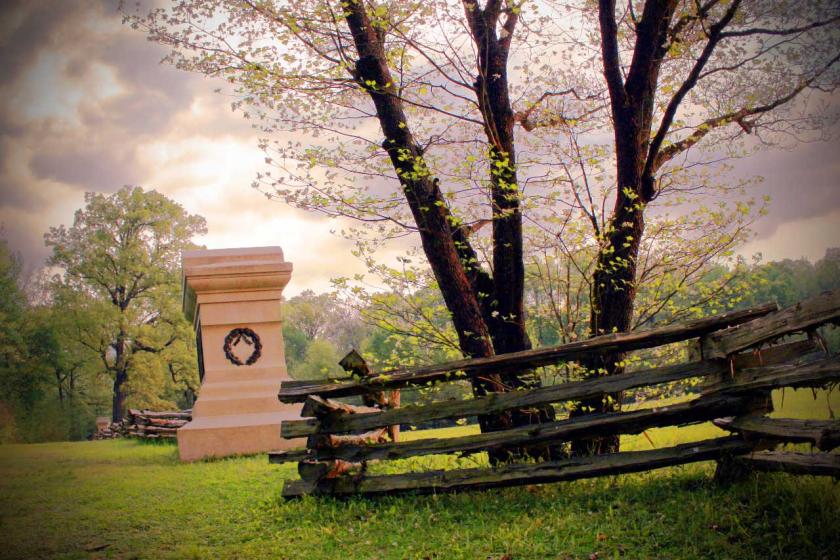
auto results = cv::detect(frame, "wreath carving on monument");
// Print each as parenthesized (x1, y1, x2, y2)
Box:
(223, 327, 262, 366)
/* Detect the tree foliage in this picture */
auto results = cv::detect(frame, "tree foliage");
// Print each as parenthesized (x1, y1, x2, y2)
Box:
(45, 186, 206, 422)
(126, 0, 839, 454)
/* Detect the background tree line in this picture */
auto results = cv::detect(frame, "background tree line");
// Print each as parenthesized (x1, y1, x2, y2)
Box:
(1, 183, 838, 443)
(291, 248, 840, 412)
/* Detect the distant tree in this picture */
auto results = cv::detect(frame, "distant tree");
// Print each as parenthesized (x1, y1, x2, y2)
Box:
(815, 248, 840, 293)
(0, 240, 100, 442)
(285, 290, 370, 353)
(45, 186, 206, 422)
(292, 339, 344, 381)
(285, 291, 334, 340)
(0, 240, 45, 433)
(747, 258, 816, 308)
(282, 323, 310, 373)
(0, 239, 26, 380)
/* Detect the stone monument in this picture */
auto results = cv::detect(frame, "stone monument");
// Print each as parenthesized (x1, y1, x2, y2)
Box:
(178, 246, 302, 461)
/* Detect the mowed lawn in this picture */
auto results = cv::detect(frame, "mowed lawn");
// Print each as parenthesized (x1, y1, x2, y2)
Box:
(1, 389, 838, 560)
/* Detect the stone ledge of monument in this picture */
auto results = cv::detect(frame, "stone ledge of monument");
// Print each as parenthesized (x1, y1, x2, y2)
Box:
(196, 388, 280, 400)
(197, 379, 281, 395)
(184, 259, 292, 273)
(201, 367, 287, 383)
(193, 396, 283, 417)
(182, 246, 287, 264)
(180, 410, 303, 430)
(194, 289, 286, 305)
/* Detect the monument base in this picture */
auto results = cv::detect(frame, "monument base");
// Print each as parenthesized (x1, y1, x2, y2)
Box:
(177, 411, 303, 461)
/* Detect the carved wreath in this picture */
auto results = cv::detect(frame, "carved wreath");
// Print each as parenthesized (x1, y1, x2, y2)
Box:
(223, 327, 262, 366)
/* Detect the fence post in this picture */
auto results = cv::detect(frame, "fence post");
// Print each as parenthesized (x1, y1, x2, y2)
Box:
(711, 348, 775, 484)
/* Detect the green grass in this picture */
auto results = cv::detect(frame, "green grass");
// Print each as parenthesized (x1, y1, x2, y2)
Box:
(1, 388, 837, 560)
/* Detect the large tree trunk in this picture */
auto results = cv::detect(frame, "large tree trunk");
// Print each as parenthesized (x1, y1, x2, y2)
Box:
(571, 188, 646, 455)
(463, 1, 557, 460)
(112, 369, 127, 423)
(344, 1, 553, 463)
(111, 334, 129, 423)
(570, 0, 678, 456)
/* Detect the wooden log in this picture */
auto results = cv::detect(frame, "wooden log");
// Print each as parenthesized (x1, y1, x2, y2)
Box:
(733, 451, 840, 477)
(298, 460, 362, 482)
(300, 395, 381, 418)
(702, 289, 840, 359)
(279, 304, 777, 403)
(338, 349, 401, 441)
(271, 430, 391, 464)
(140, 425, 179, 434)
(269, 449, 311, 464)
(272, 395, 747, 464)
(128, 414, 149, 426)
(139, 410, 192, 420)
(281, 359, 728, 438)
(281, 436, 752, 497)
(284, 378, 348, 387)
(704, 355, 840, 396)
(283, 353, 838, 439)
(387, 390, 401, 442)
(322, 428, 390, 447)
(340, 350, 385, 410)
(146, 418, 188, 428)
(714, 416, 840, 451)
(728, 338, 819, 369)
(127, 409, 191, 422)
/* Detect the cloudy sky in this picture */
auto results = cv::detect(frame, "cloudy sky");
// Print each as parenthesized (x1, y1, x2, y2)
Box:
(1, 1, 839, 297)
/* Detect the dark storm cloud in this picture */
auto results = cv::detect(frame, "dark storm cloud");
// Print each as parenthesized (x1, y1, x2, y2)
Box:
(0, 0, 80, 86)
(0, 178, 44, 211)
(30, 149, 137, 192)
(0, 0, 837, 286)
(0, 0, 224, 255)
(0, 0, 206, 197)
(741, 136, 840, 239)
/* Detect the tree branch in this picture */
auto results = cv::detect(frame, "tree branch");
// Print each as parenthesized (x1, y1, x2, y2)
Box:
(652, 49, 840, 172)
(343, 0, 493, 358)
(598, 0, 626, 107)
(644, 0, 741, 179)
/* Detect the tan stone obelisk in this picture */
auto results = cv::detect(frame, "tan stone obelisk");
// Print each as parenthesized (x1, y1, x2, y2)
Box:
(178, 246, 301, 461)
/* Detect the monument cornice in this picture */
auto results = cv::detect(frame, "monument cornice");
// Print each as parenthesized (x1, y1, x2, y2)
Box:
(182, 247, 292, 324)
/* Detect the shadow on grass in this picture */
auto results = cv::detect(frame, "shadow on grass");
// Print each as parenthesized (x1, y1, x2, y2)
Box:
(261, 466, 840, 560)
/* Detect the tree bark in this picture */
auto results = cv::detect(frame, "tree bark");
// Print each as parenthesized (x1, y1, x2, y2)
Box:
(111, 334, 129, 423)
(111, 369, 127, 423)
(462, 0, 557, 459)
(343, 1, 551, 462)
(572, 0, 680, 455)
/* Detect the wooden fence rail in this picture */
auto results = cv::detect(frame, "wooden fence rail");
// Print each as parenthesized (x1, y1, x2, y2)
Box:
(278, 304, 778, 403)
(273, 290, 840, 498)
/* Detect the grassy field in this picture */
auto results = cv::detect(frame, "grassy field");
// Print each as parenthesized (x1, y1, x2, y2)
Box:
(1, 389, 837, 560)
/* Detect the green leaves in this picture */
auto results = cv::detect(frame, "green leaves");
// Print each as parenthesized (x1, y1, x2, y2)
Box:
(43, 186, 206, 417)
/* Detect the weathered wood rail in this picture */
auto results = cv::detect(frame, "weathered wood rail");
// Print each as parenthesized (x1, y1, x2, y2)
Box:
(272, 290, 840, 497)
(93, 409, 192, 440)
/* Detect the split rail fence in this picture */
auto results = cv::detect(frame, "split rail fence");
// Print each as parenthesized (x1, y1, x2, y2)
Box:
(271, 290, 840, 497)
